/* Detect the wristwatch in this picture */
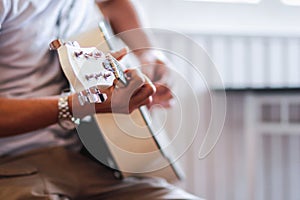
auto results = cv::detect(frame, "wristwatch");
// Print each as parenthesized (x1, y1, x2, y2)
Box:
(58, 93, 80, 130)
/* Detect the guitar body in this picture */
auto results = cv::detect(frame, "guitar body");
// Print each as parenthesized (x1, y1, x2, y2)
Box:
(56, 21, 183, 182)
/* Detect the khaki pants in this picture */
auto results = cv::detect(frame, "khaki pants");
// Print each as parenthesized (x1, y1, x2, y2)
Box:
(0, 147, 200, 200)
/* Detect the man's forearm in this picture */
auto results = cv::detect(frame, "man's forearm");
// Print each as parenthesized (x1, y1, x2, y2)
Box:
(0, 95, 98, 137)
(0, 97, 59, 137)
(97, 0, 153, 54)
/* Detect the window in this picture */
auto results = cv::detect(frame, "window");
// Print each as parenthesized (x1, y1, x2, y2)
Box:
(282, 0, 300, 5)
(184, 0, 260, 4)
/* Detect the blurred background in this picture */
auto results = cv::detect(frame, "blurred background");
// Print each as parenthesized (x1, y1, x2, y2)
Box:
(136, 0, 300, 199)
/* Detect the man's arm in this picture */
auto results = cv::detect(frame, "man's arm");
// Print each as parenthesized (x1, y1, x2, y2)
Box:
(97, 0, 152, 54)
(0, 97, 59, 137)
(97, 0, 174, 108)
(0, 48, 155, 138)
(0, 72, 154, 137)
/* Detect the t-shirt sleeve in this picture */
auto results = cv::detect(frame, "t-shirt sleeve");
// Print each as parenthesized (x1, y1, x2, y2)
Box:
(0, 0, 11, 30)
(94, 0, 110, 3)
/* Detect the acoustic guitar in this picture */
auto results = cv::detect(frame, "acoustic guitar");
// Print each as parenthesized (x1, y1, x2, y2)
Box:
(50, 21, 183, 182)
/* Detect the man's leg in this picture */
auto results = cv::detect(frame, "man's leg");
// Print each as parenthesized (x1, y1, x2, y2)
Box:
(0, 147, 201, 200)
(90, 176, 201, 200)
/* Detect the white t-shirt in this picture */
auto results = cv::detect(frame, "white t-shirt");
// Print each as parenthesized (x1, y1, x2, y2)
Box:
(0, 0, 103, 156)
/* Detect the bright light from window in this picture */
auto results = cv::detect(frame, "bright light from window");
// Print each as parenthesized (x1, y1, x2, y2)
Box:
(282, 0, 300, 5)
(184, 0, 260, 4)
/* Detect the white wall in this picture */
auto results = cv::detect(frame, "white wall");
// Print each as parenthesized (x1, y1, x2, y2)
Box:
(136, 0, 300, 89)
(135, 1, 300, 199)
(138, 0, 300, 35)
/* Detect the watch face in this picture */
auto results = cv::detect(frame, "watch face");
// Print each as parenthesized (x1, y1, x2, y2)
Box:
(60, 119, 76, 130)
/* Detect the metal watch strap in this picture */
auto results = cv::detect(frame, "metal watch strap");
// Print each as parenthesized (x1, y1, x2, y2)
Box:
(58, 95, 80, 130)
(58, 96, 72, 119)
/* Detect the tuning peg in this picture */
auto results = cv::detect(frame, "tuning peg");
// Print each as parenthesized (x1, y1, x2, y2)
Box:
(77, 89, 108, 106)
(49, 39, 63, 50)
(102, 60, 113, 72)
(95, 88, 107, 103)
(78, 92, 87, 106)
(86, 89, 100, 103)
(67, 41, 80, 47)
(49, 40, 80, 51)
(85, 74, 94, 81)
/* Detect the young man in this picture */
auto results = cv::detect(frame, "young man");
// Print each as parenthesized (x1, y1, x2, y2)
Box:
(0, 0, 200, 199)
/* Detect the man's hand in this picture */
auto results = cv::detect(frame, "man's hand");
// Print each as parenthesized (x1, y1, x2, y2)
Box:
(70, 48, 156, 116)
(95, 68, 156, 114)
(97, 0, 174, 109)
(137, 51, 174, 108)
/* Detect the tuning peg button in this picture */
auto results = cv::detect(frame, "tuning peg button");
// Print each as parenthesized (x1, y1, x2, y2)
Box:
(78, 92, 87, 106)
(87, 93, 100, 103)
(98, 93, 107, 103)
(49, 39, 63, 50)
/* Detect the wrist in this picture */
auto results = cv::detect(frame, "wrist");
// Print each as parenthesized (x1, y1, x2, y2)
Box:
(133, 49, 155, 58)
(68, 93, 96, 118)
(57, 92, 80, 130)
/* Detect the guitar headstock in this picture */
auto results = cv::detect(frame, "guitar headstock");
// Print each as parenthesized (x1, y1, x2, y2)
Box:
(50, 39, 127, 106)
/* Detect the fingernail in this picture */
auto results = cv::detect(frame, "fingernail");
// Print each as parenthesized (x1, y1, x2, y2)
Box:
(124, 46, 129, 53)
